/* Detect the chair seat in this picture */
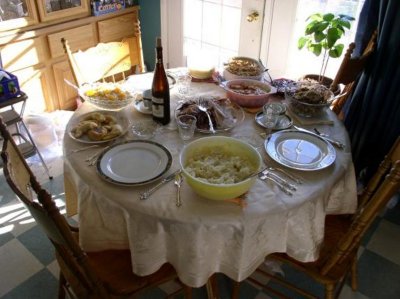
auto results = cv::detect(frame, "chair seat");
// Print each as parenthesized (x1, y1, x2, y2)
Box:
(271, 214, 355, 282)
(87, 250, 178, 296)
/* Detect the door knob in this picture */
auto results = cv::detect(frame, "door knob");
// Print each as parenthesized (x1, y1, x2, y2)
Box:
(247, 11, 259, 22)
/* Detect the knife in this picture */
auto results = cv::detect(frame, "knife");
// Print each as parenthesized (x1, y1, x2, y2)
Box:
(139, 169, 182, 200)
(293, 125, 345, 149)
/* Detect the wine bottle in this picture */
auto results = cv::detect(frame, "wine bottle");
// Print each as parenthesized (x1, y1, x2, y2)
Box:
(151, 37, 170, 125)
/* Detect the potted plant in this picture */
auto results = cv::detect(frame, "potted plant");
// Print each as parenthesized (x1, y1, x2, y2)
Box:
(298, 12, 355, 88)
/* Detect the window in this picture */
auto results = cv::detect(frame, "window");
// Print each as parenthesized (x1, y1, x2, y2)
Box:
(284, 0, 365, 79)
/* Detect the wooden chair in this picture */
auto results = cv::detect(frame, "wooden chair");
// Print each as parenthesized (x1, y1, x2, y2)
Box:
(330, 30, 378, 117)
(0, 117, 192, 299)
(232, 137, 400, 299)
(61, 23, 144, 87)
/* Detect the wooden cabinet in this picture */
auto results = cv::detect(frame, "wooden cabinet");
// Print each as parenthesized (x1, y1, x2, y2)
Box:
(0, 6, 141, 112)
(0, 0, 39, 31)
(37, 0, 90, 23)
(98, 12, 137, 42)
(48, 24, 96, 58)
(52, 60, 78, 110)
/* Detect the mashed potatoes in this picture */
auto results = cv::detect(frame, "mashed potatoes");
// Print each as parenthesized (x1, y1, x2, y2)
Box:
(185, 147, 255, 184)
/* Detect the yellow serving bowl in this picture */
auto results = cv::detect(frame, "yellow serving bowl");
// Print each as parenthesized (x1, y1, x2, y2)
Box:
(179, 136, 262, 200)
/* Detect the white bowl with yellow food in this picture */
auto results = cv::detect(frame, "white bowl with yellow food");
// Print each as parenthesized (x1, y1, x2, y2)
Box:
(68, 111, 128, 144)
(223, 56, 264, 81)
(79, 82, 136, 110)
(179, 136, 262, 200)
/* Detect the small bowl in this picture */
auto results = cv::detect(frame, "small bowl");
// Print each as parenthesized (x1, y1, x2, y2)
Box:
(179, 136, 261, 200)
(222, 79, 277, 108)
(223, 56, 264, 81)
(131, 120, 160, 139)
(285, 82, 333, 118)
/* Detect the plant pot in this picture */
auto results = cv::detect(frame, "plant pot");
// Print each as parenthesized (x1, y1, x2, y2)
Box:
(301, 74, 341, 95)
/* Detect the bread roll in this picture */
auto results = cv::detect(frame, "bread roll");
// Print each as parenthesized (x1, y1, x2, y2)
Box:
(87, 126, 108, 141)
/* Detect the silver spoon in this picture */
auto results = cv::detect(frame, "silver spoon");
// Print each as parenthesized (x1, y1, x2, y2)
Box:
(174, 172, 183, 207)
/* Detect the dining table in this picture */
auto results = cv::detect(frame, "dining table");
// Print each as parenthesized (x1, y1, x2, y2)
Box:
(63, 71, 357, 290)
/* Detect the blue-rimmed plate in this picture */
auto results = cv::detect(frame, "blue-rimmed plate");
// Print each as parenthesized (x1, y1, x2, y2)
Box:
(265, 130, 336, 171)
(96, 140, 172, 185)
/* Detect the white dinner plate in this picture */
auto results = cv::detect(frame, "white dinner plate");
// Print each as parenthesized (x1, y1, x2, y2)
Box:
(96, 140, 172, 185)
(265, 130, 336, 171)
(68, 111, 129, 144)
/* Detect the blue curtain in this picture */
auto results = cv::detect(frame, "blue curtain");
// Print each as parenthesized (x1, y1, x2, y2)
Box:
(344, 0, 400, 181)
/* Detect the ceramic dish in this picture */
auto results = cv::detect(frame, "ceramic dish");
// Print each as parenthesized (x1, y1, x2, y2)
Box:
(265, 130, 336, 171)
(175, 97, 245, 133)
(96, 140, 172, 186)
(221, 79, 277, 108)
(68, 111, 129, 144)
(255, 112, 293, 130)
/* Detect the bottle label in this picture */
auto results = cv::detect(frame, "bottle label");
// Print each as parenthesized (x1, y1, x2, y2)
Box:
(152, 103, 164, 118)
(152, 96, 164, 104)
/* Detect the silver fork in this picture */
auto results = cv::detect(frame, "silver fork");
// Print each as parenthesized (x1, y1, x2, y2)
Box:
(262, 169, 297, 191)
(197, 98, 216, 133)
(266, 166, 303, 184)
(258, 172, 293, 196)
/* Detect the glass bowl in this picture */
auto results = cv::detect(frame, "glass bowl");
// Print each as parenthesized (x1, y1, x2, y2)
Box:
(131, 119, 161, 139)
(79, 82, 136, 111)
(285, 82, 333, 118)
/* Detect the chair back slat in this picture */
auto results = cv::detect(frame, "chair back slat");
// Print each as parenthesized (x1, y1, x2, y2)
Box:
(321, 138, 400, 275)
(0, 118, 109, 298)
(62, 27, 145, 87)
(358, 137, 400, 208)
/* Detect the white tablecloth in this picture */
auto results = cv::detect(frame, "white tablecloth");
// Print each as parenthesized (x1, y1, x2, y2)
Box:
(63, 77, 357, 287)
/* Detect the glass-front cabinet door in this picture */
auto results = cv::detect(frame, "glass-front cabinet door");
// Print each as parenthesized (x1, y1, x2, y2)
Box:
(0, 0, 39, 31)
(37, 0, 90, 23)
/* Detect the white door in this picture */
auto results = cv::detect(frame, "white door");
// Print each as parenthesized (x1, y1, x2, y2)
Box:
(161, 0, 267, 69)
(161, 0, 364, 79)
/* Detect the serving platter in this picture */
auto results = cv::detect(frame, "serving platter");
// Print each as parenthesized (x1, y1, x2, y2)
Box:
(96, 140, 172, 186)
(175, 97, 245, 133)
(255, 112, 293, 131)
(68, 111, 129, 144)
(265, 130, 336, 171)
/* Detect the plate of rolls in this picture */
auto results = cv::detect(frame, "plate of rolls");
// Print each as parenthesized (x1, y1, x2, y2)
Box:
(68, 111, 128, 143)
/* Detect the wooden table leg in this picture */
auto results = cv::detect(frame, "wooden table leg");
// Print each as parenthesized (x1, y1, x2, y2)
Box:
(206, 274, 220, 299)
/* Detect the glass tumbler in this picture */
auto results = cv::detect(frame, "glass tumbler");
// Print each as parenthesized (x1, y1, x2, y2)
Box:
(177, 115, 197, 141)
(263, 103, 283, 132)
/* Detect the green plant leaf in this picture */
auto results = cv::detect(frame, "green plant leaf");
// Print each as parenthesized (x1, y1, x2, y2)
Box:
(308, 43, 322, 56)
(336, 25, 345, 35)
(316, 21, 329, 33)
(298, 37, 308, 49)
(329, 44, 344, 58)
(305, 20, 320, 35)
(323, 13, 335, 21)
(307, 13, 323, 22)
(339, 14, 355, 21)
(314, 32, 325, 42)
(327, 28, 340, 48)
(338, 19, 351, 29)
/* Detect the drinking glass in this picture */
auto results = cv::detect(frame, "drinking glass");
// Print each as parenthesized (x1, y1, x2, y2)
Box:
(176, 73, 192, 96)
(263, 103, 280, 133)
(177, 115, 197, 141)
